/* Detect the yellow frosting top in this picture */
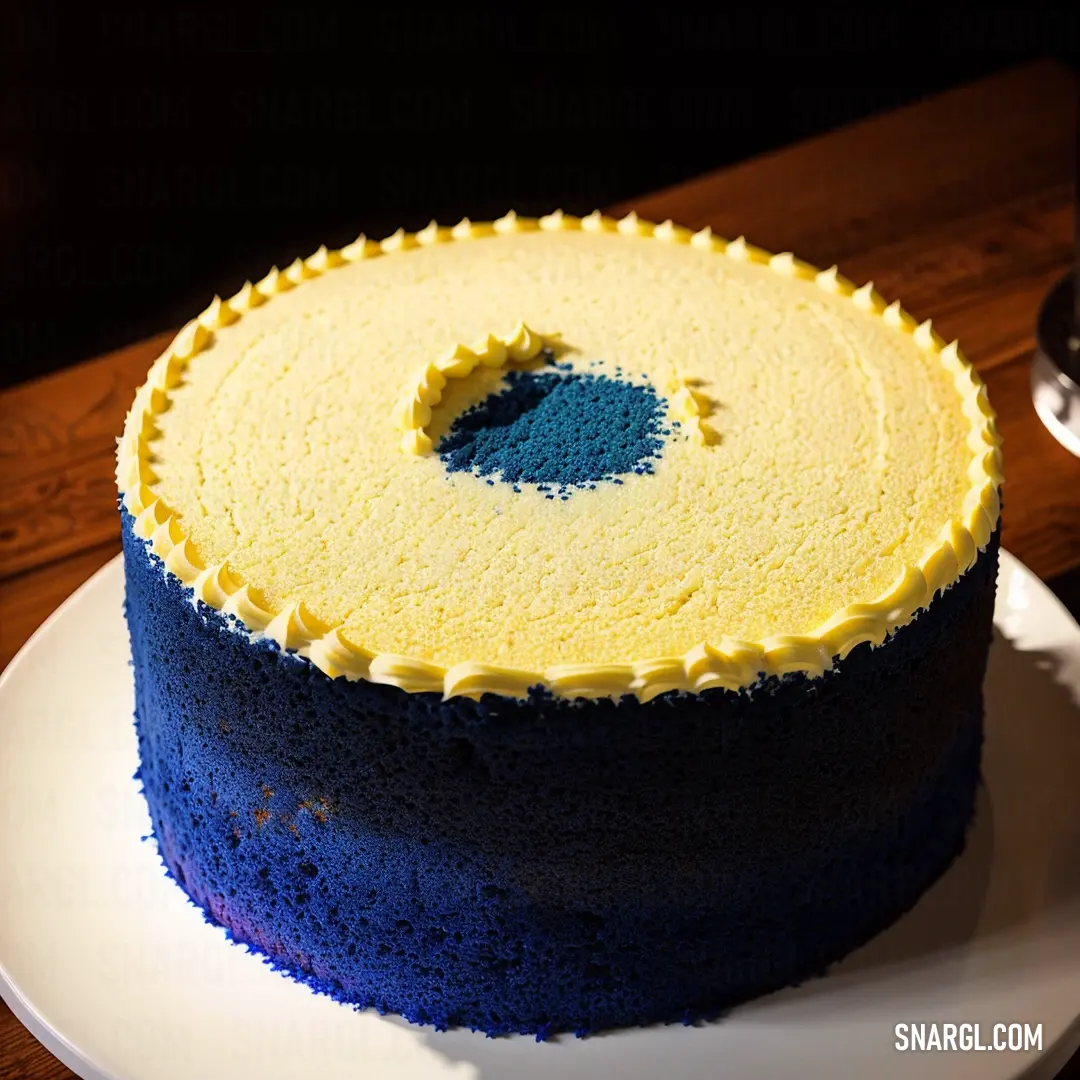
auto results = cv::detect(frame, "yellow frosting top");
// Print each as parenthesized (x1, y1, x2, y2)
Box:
(117, 212, 1002, 701)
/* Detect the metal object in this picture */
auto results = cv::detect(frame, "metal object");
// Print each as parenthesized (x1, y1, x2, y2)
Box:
(1031, 271, 1080, 458)
(1031, 93, 1080, 457)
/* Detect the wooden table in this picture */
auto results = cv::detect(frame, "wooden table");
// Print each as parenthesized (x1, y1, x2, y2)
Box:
(1, 60, 1078, 1080)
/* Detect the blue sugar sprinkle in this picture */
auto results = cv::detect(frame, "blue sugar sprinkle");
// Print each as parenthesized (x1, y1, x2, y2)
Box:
(437, 368, 668, 491)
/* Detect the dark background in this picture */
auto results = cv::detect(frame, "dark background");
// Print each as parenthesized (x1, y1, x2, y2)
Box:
(2, 5, 1079, 389)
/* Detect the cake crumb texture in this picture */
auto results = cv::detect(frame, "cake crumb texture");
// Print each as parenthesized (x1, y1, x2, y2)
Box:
(124, 511, 999, 1037)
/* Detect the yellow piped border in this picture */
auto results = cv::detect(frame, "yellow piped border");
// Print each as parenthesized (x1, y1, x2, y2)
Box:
(117, 210, 1003, 701)
(670, 377, 722, 446)
(394, 322, 557, 455)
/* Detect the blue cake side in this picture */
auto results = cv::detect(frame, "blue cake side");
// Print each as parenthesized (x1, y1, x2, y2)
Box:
(122, 510, 998, 1038)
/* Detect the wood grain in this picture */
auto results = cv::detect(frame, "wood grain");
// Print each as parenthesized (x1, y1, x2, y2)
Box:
(0, 1006, 77, 1080)
(612, 61, 1077, 267)
(0, 539, 120, 671)
(1, 60, 1079, 1080)
(0, 331, 173, 580)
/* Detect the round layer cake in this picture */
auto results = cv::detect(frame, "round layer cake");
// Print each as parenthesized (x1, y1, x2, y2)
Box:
(117, 211, 1003, 1037)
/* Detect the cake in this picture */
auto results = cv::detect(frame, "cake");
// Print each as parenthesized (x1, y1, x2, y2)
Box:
(116, 210, 1003, 1038)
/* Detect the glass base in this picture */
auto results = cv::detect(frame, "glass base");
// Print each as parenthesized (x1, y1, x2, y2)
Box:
(1031, 272, 1080, 458)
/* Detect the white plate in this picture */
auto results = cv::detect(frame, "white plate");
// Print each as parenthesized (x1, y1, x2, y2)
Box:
(1, 551, 1078, 1080)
